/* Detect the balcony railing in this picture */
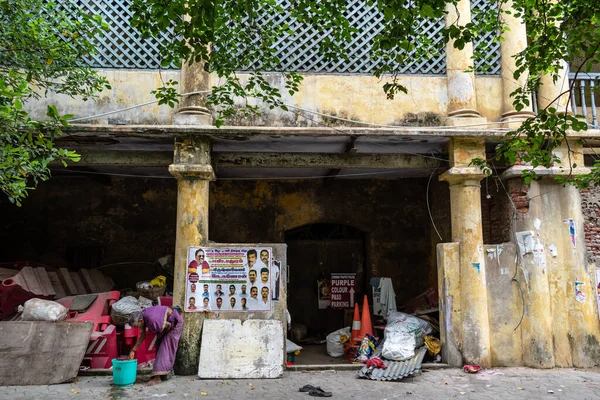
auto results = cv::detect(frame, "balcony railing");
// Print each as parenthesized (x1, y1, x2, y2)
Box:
(569, 73, 600, 128)
(531, 73, 600, 128)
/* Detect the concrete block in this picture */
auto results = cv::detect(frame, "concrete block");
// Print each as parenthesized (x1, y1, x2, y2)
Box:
(198, 319, 284, 379)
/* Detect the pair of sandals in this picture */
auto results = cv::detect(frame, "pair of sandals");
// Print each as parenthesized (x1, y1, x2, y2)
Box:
(299, 385, 332, 397)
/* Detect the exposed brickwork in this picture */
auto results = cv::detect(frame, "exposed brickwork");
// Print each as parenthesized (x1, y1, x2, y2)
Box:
(510, 183, 530, 212)
(481, 177, 516, 244)
(581, 187, 600, 263)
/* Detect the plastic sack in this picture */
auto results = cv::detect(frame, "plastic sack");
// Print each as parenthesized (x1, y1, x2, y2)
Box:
(424, 335, 441, 356)
(20, 298, 68, 322)
(110, 296, 141, 325)
(326, 326, 351, 357)
(381, 320, 423, 361)
(355, 334, 379, 362)
(386, 311, 433, 335)
(286, 339, 303, 354)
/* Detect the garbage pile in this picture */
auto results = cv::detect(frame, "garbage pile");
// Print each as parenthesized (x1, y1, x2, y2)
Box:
(3, 266, 171, 372)
(326, 295, 441, 382)
(0, 262, 114, 320)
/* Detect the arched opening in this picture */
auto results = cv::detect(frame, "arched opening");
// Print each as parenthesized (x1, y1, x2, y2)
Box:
(285, 223, 368, 363)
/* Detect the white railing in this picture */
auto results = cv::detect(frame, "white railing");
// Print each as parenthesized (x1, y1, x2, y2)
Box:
(569, 73, 600, 128)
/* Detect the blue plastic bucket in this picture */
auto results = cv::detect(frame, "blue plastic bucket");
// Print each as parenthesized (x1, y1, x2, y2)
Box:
(112, 358, 137, 386)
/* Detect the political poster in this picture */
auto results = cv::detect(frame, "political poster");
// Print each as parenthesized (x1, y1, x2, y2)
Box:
(185, 247, 273, 312)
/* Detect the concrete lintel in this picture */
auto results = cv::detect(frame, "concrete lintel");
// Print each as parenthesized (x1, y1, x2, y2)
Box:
(66, 124, 513, 138)
(73, 150, 173, 167)
(501, 165, 592, 180)
(213, 152, 440, 169)
(169, 164, 216, 181)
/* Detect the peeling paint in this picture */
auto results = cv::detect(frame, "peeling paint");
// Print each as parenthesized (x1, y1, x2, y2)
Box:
(563, 218, 577, 249)
(472, 262, 481, 274)
(549, 244, 558, 258)
(575, 281, 586, 303)
(533, 240, 546, 267)
(516, 231, 535, 255)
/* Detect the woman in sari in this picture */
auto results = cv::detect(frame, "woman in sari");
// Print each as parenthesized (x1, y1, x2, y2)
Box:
(128, 305, 183, 385)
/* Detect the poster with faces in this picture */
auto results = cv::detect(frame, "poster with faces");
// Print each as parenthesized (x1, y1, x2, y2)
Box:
(184, 247, 273, 312)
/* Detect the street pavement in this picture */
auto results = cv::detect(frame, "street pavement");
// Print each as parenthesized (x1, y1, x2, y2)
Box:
(1, 367, 600, 400)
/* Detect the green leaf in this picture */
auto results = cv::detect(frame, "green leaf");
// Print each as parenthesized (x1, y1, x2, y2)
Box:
(421, 5, 435, 18)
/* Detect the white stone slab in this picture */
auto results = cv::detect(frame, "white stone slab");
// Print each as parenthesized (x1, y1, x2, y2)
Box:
(198, 319, 284, 379)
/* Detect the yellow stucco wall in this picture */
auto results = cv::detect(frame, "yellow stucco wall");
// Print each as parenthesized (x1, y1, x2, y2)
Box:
(23, 70, 504, 125)
(24, 70, 181, 125)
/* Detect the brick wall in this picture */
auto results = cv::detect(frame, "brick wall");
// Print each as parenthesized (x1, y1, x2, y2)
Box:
(482, 177, 519, 244)
(581, 187, 600, 263)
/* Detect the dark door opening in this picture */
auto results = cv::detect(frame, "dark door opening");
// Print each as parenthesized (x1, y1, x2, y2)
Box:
(285, 223, 367, 339)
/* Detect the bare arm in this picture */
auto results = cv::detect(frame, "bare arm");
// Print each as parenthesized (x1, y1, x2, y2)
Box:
(128, 320, 145, 359)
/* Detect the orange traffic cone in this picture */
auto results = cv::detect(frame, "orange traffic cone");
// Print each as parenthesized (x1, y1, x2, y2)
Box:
(358, 295, 373, 340)
(350, 302, 361, 343)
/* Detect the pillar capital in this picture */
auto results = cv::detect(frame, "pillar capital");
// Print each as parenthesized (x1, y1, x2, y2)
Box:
(169, 164, 216, 181)
(501, 139, 590, 179)
(440, 166, 487, 185)
(170, 135, 215, 180)
(501, 165, 591, 180)
(448, 137, 486, 164)
(173, 135, 211, 164)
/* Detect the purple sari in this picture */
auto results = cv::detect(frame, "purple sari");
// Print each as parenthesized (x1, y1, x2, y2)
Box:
(141, 305, 183, 376)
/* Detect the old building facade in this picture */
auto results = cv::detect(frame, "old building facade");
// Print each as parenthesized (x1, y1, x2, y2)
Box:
(3, 0, 600, 372)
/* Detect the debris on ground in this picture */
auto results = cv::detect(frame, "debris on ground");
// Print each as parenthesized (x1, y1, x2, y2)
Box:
(463, 365, 483, 374)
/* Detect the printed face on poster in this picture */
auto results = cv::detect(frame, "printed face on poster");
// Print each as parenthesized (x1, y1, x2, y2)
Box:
(185, 247, 274, 312)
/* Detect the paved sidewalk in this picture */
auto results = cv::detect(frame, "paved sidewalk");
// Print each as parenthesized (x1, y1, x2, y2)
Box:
(1, 367, 600, 400)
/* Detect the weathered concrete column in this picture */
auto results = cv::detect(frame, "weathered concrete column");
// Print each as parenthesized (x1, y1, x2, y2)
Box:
(503, 177, 556, 368)
(444, 1, 486, 126)
(536, 4, 570, 114)
(502, 140, 600, 367)
(169, 136, 215, 374)
(499, 0, 536, 127)
(537, 60, 570, 112)
(552, 142, 600, 367)
(439, 138, 491, 366)
(173, 29, 212, 126)
(437, 242, 463, 367)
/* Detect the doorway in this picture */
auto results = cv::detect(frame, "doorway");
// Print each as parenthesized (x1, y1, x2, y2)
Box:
(285, 223, 367, 364)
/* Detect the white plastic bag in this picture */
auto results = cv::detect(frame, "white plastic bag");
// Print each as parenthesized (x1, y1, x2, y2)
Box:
(326, 327, 351, 357)
(386, 311, 433, 335)
(20, 298, 68, 322)
(286, 339, 303, 354)
(381, 320, 422, 361)
(110, 296, 141, 325)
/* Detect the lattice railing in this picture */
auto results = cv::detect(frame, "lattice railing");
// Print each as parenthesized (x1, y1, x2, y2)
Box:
(237, 0, 448, 74)
(54, 0, 501, 74)
(60, 0, 177, 69)
(471, 0, 501, 75)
